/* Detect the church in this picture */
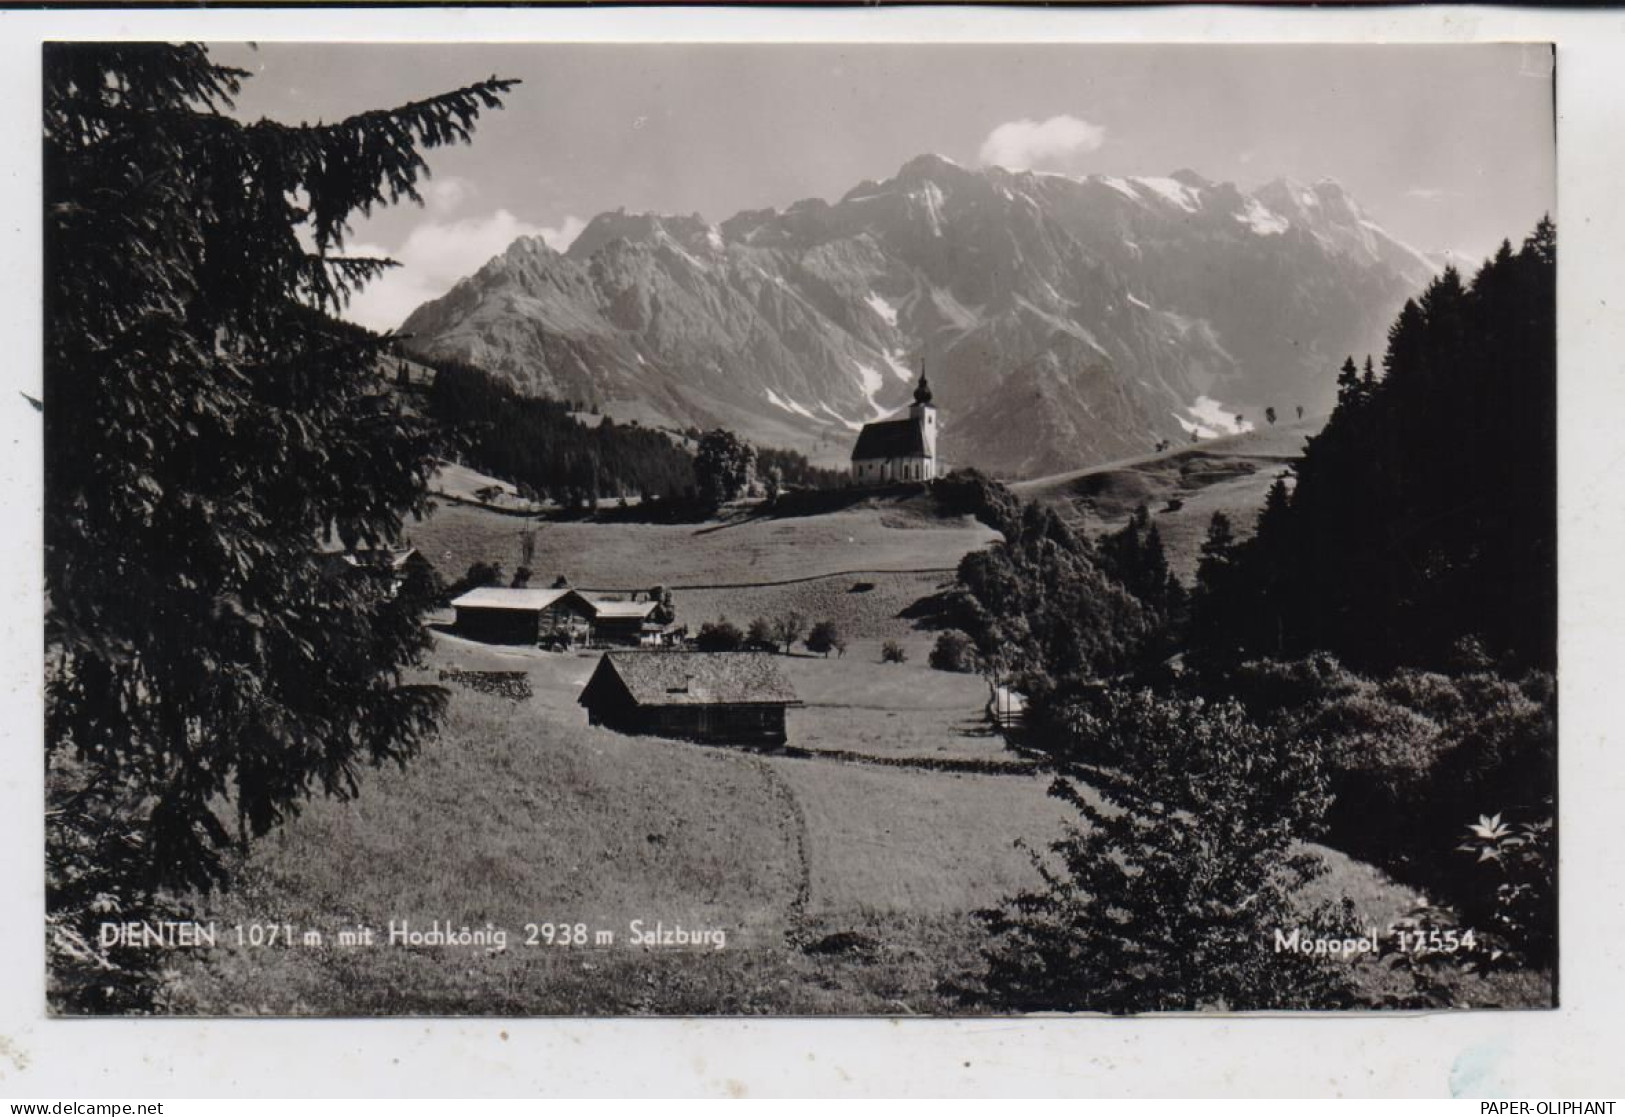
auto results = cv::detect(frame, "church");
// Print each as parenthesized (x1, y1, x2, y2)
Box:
(850, 371, 939, 485)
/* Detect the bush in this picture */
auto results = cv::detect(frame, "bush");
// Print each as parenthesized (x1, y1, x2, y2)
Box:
(442, 561, 503, 605)
(928, 630, 979, 673)
(695, 620, 745, 653)
(805, 621, 846, 658)
(746, 616, 775, 651)
(979, 691, 1358, 1012)
(881, 640, 908, 664)
(771, 611, 807, 654)
(1228, 658, 1556, 921)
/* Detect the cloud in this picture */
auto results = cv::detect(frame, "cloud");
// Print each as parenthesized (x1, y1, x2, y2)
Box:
(978, 114, 1107, 171)
(338, 209, 586, 332)
(1405, 187, 1453, 201)
(423, 175, 473, 213)
(538, 215, 587, 253)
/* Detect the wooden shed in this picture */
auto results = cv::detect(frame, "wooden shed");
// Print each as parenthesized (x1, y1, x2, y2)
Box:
(578, 652, 803, 747)
(449, 586, 594, 645)
(583, 597, 661, 645)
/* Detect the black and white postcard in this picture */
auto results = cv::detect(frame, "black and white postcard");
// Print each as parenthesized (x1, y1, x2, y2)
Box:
(41, 36, 1560, 1021)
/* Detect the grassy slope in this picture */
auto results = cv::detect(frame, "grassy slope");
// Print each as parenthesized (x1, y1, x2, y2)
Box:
(164, 465, 1524, 1014)
(429, 460, 545, 514)
(407, 495, 996, 592)
(168, 629, 1443, 1015)
(778, 648, 1015, 763)
(1011, 419, 1320, 579)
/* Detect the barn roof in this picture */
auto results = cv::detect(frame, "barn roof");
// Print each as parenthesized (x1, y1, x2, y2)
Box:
(584, 652, 802, 708)
(850, 415, 926, 462)
(586, 598, 660, 619)
(450, 586, 577, 612)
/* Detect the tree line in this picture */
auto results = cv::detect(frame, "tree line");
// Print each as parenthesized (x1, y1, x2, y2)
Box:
(943, 224, 1557, 1011)
(423, 357, 847, 508)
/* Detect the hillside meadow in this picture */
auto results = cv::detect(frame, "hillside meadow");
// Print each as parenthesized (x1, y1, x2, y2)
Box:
(164, 629, 1440, 1015)
(1012, 418, 1319, 578)
(406, 491, 997, 592)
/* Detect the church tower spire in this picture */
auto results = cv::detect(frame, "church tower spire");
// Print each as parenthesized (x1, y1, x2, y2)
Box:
(909, 360, 937, 473)
(912, 361, 933, 407)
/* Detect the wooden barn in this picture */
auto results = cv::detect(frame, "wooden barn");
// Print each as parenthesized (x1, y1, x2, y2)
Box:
(584, 597, 661, 645)
(449, 586, 594, 645)
(578, 652, 802, 747)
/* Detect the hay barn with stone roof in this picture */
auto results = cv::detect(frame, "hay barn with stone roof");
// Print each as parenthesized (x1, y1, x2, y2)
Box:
(578, 651, 803, 747)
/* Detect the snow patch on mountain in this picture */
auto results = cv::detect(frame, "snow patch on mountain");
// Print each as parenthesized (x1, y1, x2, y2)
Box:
(865, 291, 899, 327)
(1135, 176, 1202, 213)
(1236, 197, 1289, 236)
(883, 348, 914, 383)
(852, 359, 887, 416)
(820, 402, 864, 432)
(765, 387, 819, 420)
(1178, 395, 1254, 440)
(916, 182, 946, 238)
(1100, 176, 1142, 203)
(1127, 293, 1152, 310)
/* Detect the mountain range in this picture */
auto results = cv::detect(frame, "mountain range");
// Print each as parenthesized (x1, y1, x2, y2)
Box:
(398, 154, 1438, 477)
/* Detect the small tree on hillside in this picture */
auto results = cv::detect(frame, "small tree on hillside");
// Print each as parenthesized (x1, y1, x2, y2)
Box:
(694, 429, 756, 508)
(772, 611, 808, 654)
(979, 691, 1360, 1012)
(806, 620, 845, 658)
(648, 586, 675, 627)
(747, 615, 775, 651)
(1266, 406, 1277, 425)
(929, 630, 980, 673)
(881, 640, 908, 664)
(43, 42, 516, 1009)
(696, 619, 745, 652)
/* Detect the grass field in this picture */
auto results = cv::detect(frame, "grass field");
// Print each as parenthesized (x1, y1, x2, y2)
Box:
(165, 460, 1536, 1015)
(1012, 419, 1320, 579)
(406, 492, 997, 592)
(429, 460, 545, 513)
(777, 647, 1016, 763)
(163, 623, 1460, 1015)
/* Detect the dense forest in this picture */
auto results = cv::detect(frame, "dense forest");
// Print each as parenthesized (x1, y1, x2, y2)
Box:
(955, 221, 1557, 1010)
(419, 356, 845, 503)
(1190, 219, 1557, 674)
(423, 358, 694, 502)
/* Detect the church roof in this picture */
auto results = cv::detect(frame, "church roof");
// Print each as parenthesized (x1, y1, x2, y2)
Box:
(850, 416, 927, 461)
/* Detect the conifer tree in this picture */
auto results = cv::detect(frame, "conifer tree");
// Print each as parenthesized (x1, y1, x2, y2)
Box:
(44, 44, 517, 1001)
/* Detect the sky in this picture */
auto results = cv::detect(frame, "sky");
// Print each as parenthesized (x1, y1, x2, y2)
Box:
(211, 42, 1556, 332)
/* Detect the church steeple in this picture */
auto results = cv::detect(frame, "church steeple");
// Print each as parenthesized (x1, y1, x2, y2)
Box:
(912, 364, 933, 407)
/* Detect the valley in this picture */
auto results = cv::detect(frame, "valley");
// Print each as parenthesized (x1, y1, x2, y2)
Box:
(165, 470, 1445, 1015)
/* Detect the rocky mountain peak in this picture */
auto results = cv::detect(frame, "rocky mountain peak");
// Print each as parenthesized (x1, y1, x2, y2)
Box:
(400, 154, 1439, 478)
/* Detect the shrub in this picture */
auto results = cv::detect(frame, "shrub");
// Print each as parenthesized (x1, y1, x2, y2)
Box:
(746, 616, 775, 651)
(771, 611, 808, 654)
(979, 691, 1358, 1012)
(928, 630, 979, 673)
(805, 620, 845, 658)
(881, 640, 908, 664)
(695, 620, 745, 653)
(442, 561, 504, 605)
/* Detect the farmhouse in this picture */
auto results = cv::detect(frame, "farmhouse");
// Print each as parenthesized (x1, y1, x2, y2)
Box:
(449, 586, 594, 645)
(851, 371, 938, 485)
(578, 651, 803, 747)
(584, 597, 661, 645)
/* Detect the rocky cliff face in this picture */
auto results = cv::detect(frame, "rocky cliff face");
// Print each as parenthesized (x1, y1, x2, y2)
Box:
(400, 155, 1435, 477)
